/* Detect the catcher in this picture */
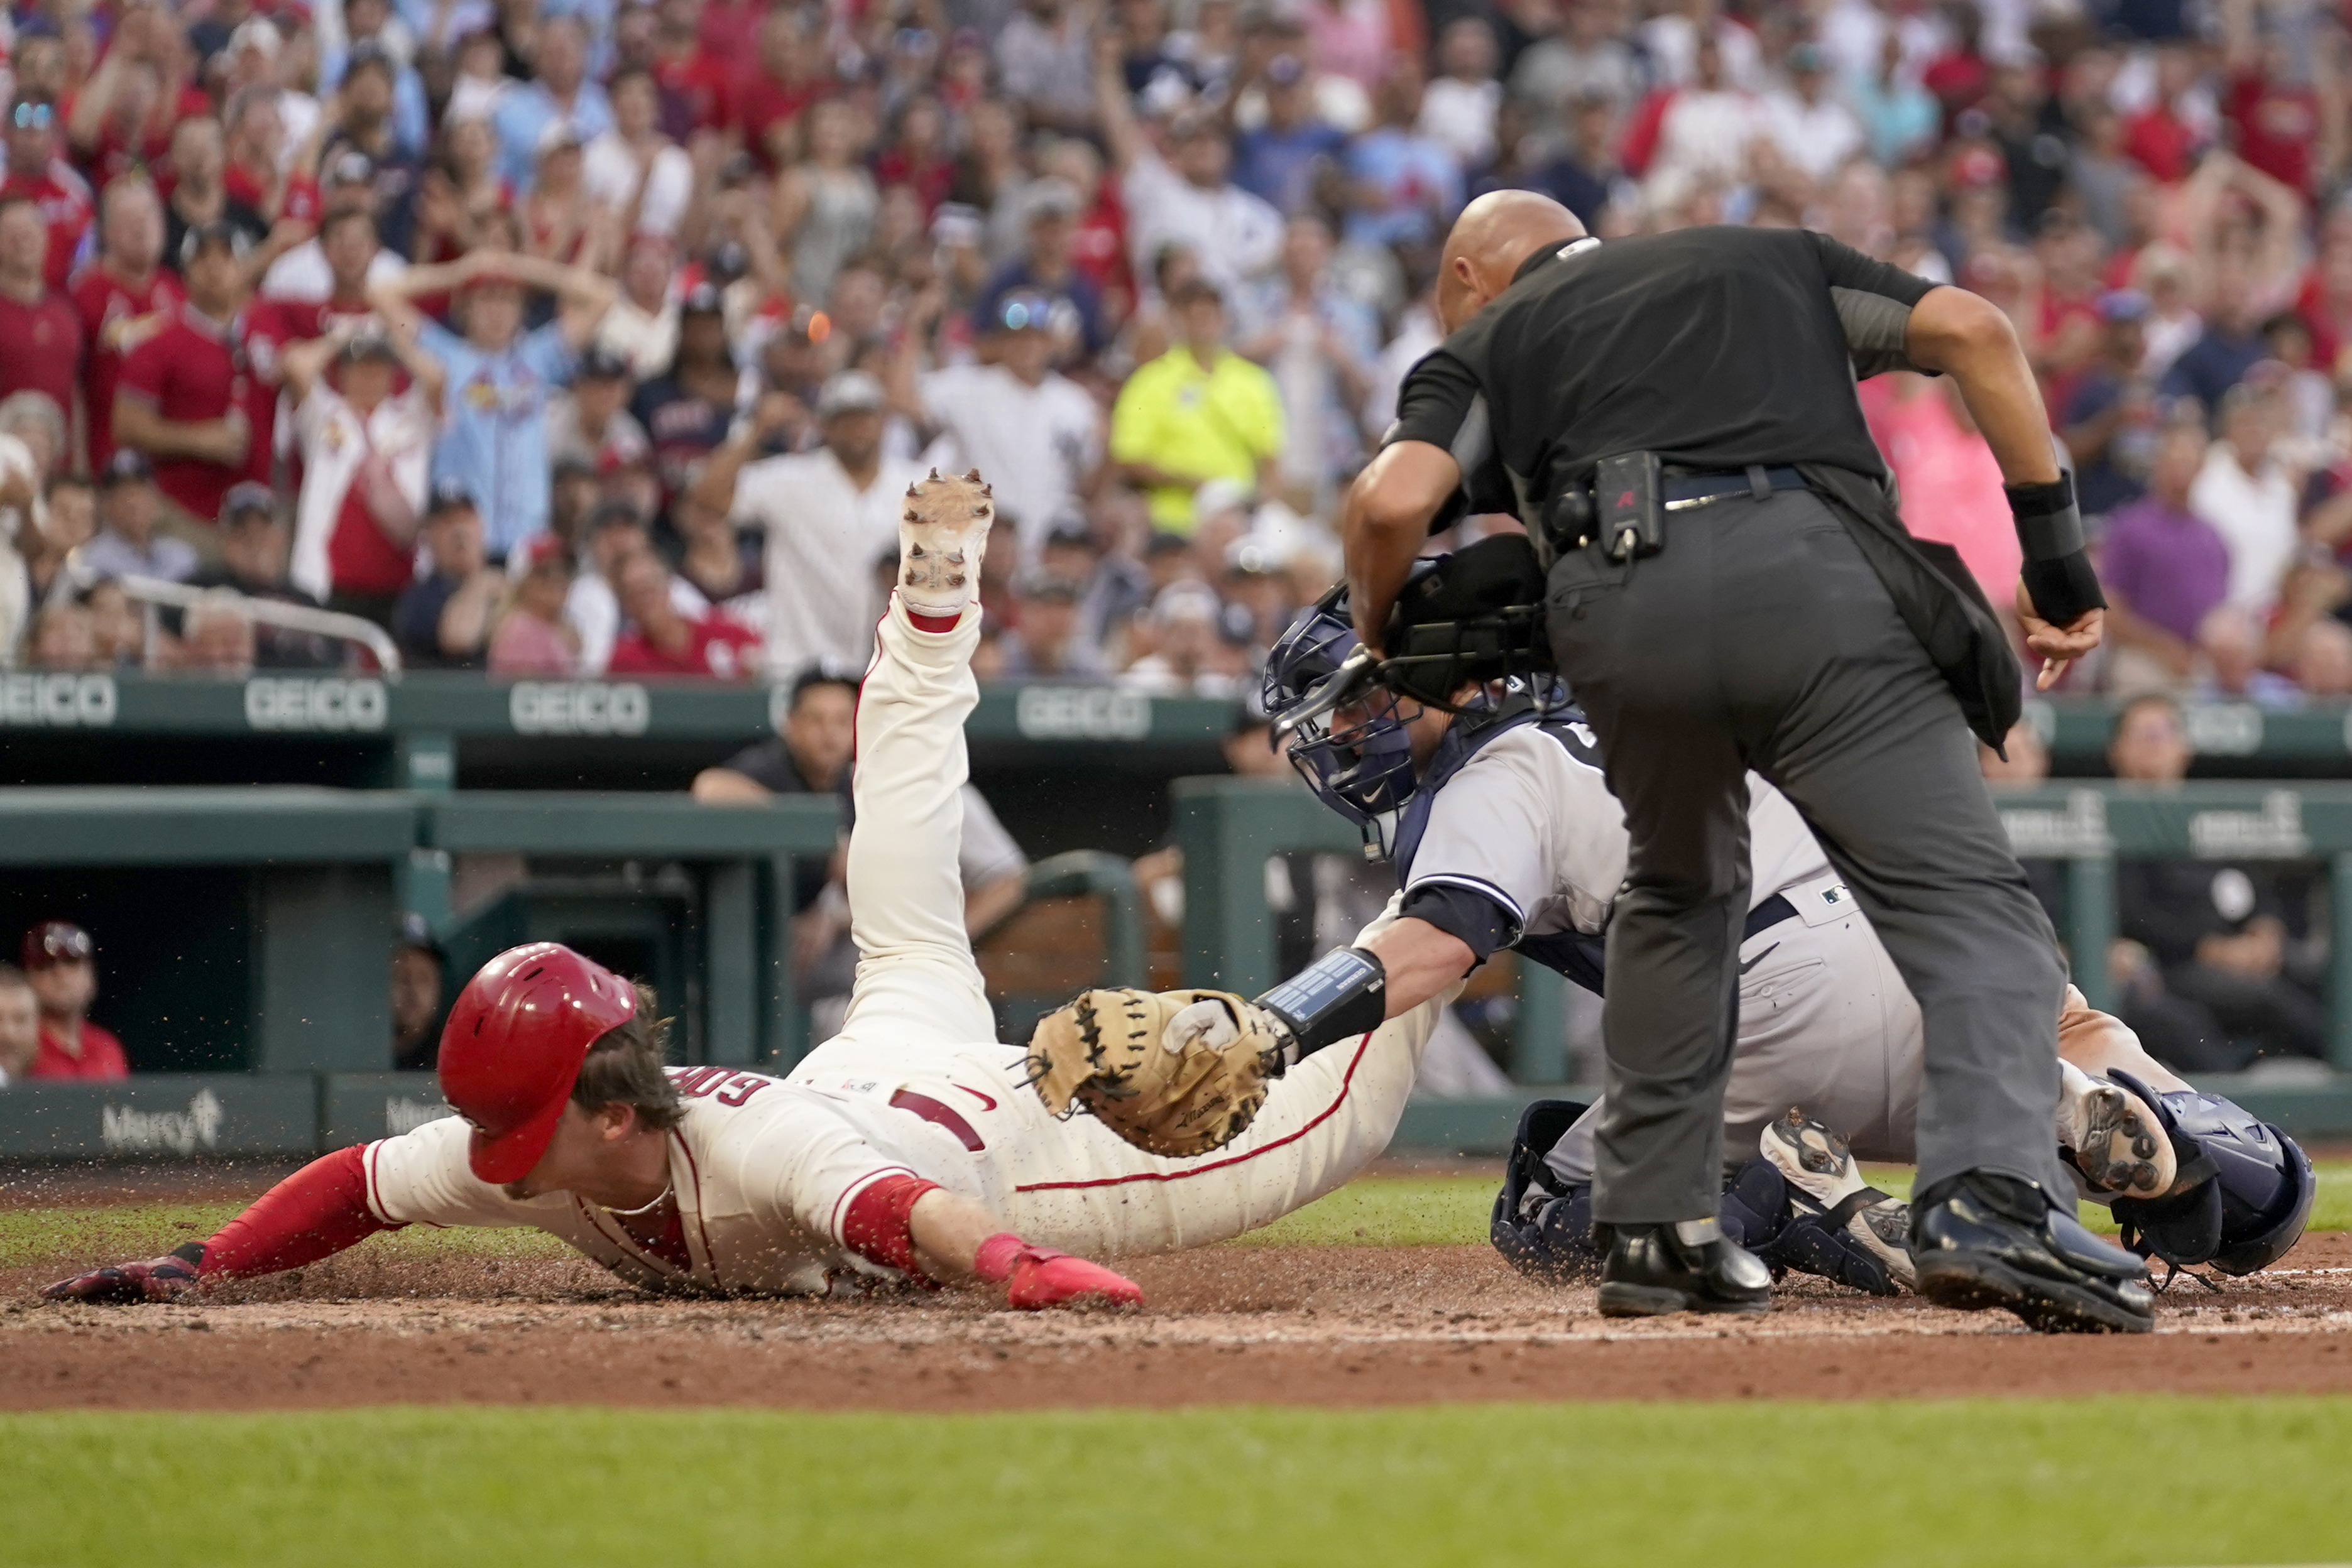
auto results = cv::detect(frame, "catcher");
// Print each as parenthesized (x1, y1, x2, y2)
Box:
(46, 472, 1455, 1311)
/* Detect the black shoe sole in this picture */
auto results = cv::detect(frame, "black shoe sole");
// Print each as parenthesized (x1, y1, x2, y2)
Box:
(1915, 1253, 2153, 1334)
(1597, 1281, 1771, 1318)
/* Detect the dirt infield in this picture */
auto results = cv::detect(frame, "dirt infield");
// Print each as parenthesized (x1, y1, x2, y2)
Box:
(8, 1231, 2352, 1412)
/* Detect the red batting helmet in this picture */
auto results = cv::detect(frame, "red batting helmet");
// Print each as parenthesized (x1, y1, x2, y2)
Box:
(437, 943, 637, 1184)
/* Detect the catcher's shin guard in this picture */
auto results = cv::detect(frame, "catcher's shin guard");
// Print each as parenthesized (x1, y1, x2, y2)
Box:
(1490, 1099, 1600, 1282)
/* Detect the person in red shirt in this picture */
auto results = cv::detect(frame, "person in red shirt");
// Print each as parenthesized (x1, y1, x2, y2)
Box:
(651, 0, 735, 137)
(113, 222, 275, 529)
(72, 175, 183, 474)
(20, 922, 131, 1082)
(733, 10, 827, 172)
(608, 548, 762, 678)
(0, 193, 86, 440)
(0, 94, 94, 291)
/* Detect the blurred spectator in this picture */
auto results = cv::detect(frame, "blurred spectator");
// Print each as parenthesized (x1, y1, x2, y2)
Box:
(1095, 34, 1282, 300)
(630, 283, 739, 499)
(82, 579, 146, 667)
(2291, 617, 2352, 697)
(2160, 275, 2277, 411)
(607, 548, 762, 678)
(489, 534, 584, 677)
(75, 449, 200, 587)
(2109, 695, 2327, 1067)
(670, 490, 761, 608)
(26, 601, 98, 670)
(176, 593, 258, 673)
(259, 166, 405, 308)
(2189, 379, 2299, 618)
(1509, 0, 1642, 143)
(1111, 280, 1284, 533)
(395, 484, 501, 669)
(390, 913, 447, 1073)
(19, 921, 129, 1081)
(1239, 215, 1377, 509)
(114, 224, 273, 531)
(997, 0, 1097, 136)
(2194, 602, 2301, 707)
(774, 100, 879, 305)
(549, 347, 654, 472)
(974, 178, 1107, 360)
(694, 661, 859, 827)
(1419, 18, 1502, 171)
(371, 249, 616, 561)
(0, 193, 87, 427)
(0, 93, 94, 292)
(156, 117, 270, 283)
(1759, 45, 1863, 187)
(567, 501, 710, 675)
(1000, 572, 1108, 680)
(1122, 579, 1251, 696)
(1341, 58, 1462, 251)
(2101, 420, 2233, 696)
(2059, 291, 2158, 519)
(282, 324, 444, 626)
(187, 484, 341, 669)
(26, 474, 97, 606)
(72, 176, 182, 476)
(902, 290, 1101, 562)
(1231, 52, 1350, 219)
(0, 964, 37, 1086)
(583, 67, 692, 240)
(696, 371, 922, 682)
(491, 16, 613, 192)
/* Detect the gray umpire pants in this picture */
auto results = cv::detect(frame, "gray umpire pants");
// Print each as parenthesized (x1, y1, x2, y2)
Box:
(1545, 488, 2070, 1225)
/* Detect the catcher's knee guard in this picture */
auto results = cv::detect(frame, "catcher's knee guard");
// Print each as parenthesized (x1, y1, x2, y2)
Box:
(1490, 1099, 1599, 1282)
(2105, 1069, 2316, 1277)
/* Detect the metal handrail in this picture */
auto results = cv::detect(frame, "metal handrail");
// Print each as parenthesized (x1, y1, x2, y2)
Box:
(119, 575, 403, 677)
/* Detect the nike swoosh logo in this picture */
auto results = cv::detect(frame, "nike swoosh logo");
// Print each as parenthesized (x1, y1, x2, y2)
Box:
(1739, 943, 1779, 976)
(956, 1084, 998, 1111)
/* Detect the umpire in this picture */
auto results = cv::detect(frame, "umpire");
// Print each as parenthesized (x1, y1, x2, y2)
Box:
(1343, 192, 2153, 1333)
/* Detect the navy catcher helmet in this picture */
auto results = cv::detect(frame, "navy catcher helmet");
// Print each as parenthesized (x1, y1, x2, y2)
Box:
(2104, 1069, 2314, 1277)
(1262, 581, 1425, 852)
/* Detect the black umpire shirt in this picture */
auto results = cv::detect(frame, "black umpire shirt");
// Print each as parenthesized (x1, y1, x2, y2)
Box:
(1390, 226, 1937, 526)
(1388, 224, 2025, 746)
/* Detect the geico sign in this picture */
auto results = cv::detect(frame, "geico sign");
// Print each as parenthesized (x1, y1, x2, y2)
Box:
(244, 677, 388, 731)
(1014, 685, 1152, 741)
(0, 672, 117, 726)
(510, 681, 650, 736)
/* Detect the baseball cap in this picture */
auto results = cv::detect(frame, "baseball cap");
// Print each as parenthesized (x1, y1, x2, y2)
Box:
(1026, 178, 1081, 221)
(100, 447, 153, 487)
(586, 498, 647, 534)
(576, 345, 631, 380)
(227, 15, 282, 57)
(21, 920, 94, 971)
(680, 280, 726, 317)
(222, 481, 276, 523)
(815, 370, 885, 418)
(1192, 476, 1252, 527)
(535, 119, 584, 156)
(344, 40, 397, 79)
(1018, 570, 1082, 604)
(1949, 145, 2006, 190)
(519, 533, 572, 573)
(397, 910, 448, 969)
(2098, 288, 2152, 324)
(1266, 53, 1306, 87)
(425, 480, 478, 518)
(1787, 41, 1826, 72)
(179, 220, 253, 268)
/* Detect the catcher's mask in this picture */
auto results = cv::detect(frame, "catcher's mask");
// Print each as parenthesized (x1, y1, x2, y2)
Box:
(1263, 587, 1426, 856)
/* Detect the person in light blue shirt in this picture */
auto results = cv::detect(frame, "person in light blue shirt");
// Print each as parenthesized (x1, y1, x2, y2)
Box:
(369, 249, 616, 560)
(490, 16, 614, 192)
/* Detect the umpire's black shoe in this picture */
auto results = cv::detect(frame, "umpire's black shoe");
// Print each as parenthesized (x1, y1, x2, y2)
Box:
(1595, 1219, 1772, 1317)
(1910, 1170, 2154, 1334)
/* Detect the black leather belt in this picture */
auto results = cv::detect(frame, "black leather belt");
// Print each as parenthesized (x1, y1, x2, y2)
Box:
(1543, 465, 1810, 555)
(1744, 893, 1798, 942)
(1661, 465, 1809, 511)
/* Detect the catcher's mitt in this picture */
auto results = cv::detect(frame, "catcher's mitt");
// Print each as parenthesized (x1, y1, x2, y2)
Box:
(1024, 988, 1287, 1157)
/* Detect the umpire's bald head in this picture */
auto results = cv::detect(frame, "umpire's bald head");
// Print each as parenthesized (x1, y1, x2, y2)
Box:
(1436, 191, 1586, 333)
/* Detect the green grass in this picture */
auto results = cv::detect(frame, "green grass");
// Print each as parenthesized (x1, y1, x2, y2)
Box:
(3, 1399, 2349, 1567)
(10, 1163, 2352, 1266)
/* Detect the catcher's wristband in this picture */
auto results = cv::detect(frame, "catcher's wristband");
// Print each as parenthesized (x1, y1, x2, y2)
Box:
(1256, 947, 1388, 1062)
(2007, 474, 2106, 626)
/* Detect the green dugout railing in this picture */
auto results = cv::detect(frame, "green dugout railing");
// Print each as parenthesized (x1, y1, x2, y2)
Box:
(0, 786, 839, 1075)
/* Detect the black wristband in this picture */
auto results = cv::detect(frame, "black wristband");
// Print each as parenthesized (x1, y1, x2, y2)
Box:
(2006, 474, 2085, 562)
(2020, 550, 2106, 626)
(1257, 947, 1389, 1055)
(168, 1241, 205, 1268)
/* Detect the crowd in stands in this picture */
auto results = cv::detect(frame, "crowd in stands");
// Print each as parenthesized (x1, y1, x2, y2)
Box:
(0, 0, 2342, 701)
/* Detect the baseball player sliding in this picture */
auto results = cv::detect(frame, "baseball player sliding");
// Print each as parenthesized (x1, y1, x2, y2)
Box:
(46, 473, 1460, 1312)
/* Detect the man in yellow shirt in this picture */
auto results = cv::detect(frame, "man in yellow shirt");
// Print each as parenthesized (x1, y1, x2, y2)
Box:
(1110, 280, 1284, 533)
